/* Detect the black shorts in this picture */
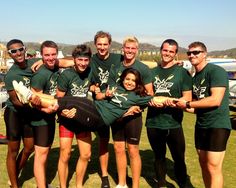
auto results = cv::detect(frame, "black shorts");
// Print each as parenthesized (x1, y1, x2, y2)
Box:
(58, 96, 106, 131)
(32, 124, 55, 147)
(4, 107, 34, 141)
(195, 127, 231, 151)
(111, 113, 142, 145)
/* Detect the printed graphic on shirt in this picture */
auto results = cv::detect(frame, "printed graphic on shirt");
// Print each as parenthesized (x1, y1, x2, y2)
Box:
(111, 92, 128, 107)
(71, 80, 89, 97)
(98, 67, 109, 86)
(153, 74, 174, 96)
(23, 77, 30, 88)
(193, 78, 206, 99)
(49, 78, 57, 96)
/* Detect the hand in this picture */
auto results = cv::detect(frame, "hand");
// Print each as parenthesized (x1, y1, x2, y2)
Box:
(174, 60, 183, 66)
(30, 95, 41, 107)
(148, 99, 164, 108)
(31, 60, 43, 72)
(175, 99, 188, 109)
(94, 83, 101, 95)
(123, 106, 142, 117)
(163, 98, 179, 107)
(105, 85, 117, 98)
(61, 108, 77, 118)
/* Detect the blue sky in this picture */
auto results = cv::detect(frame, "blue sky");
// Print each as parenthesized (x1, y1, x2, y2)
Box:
(1, 0, 235, 51)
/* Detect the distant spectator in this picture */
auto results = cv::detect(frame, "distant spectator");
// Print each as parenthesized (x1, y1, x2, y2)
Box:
(26, 49, 37, 59)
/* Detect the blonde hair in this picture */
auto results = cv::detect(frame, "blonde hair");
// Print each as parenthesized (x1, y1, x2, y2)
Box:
(123, 36, 139, 48)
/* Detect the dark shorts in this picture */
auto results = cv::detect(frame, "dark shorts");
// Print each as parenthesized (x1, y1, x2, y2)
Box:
(58, 96, 106, 131)
(4, 107, 34, 141)
(195, 127, 231, 151)
(111, 113, 142, 145)
(32, 124, 55, 147)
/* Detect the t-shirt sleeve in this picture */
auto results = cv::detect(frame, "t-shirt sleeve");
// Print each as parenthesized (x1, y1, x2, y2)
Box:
(210, 66, 228, 88)
(57, 70, 70, 92)
(31, 71, 47, 90)
(181, 68, 192, 91)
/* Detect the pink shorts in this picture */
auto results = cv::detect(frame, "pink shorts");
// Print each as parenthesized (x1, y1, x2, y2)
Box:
(59, 125, 91, 139)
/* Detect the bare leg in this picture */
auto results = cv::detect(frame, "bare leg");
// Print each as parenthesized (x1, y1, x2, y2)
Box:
(114, 141, 127, 186)
(127, 143, 141, 188)
(197, 149, 225, 188)
(76, 133, 92, 188)
(58, 138, 73, 188)
(7, 141, 21, 188)
(34, 145, 50, 188)
(99, 138, 109, 177)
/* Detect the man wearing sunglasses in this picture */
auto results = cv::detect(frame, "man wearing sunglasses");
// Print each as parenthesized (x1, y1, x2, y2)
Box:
(4, 39, 38, 188)
(176, 41, 231, 188)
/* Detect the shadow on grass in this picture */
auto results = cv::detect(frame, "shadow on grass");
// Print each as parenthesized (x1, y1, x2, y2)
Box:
(17, 134, 194, 187)
(140, 149, 195, 188)
(18, 146, 60, 187)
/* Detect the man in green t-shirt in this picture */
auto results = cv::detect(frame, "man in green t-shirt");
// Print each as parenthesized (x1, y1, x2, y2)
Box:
(4, 39, 37, 188)
(176, 41, 231, 188)
(30, 40, 60, 188)
(98, 36, 154, 188)
(56, 44, 94, 188)
(145, 39, 192, 188)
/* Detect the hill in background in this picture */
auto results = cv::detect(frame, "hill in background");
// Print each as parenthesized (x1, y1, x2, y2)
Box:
(1, 41, 236, 58)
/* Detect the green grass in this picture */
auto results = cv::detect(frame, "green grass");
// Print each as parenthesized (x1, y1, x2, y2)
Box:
(0, 111, 236, 188)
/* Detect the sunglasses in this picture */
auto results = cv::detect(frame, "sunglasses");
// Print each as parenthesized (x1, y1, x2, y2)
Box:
(8, 46, 25, 54)
(186, 50, 204, 56)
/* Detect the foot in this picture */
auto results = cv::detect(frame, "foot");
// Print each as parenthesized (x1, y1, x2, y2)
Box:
(101, 176, 110, 188)
(115, 185, 128, 188)
(12, 80, 33, 104)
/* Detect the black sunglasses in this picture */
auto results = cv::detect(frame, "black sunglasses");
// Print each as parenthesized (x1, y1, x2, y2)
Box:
(186, 50, 204, 56)
(8, 46, 25, 54)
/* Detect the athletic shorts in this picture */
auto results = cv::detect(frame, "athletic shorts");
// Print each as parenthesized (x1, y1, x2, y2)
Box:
(4, 107, 34, 141)
(195, 127, 231, 151)
(33, 124, 55, 147)
(59, 124, 91, 139)
(111, 113, 142, 145)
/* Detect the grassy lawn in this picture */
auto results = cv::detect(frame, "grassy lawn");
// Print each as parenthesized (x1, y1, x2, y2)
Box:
(0, 110, 236, 188)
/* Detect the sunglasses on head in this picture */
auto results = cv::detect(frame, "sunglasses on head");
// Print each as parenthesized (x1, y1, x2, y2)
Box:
(8, 46, 25, 54)
(186, 50, 204, 56)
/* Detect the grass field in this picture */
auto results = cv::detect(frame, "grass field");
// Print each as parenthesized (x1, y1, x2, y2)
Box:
(0, 110, 236, 188)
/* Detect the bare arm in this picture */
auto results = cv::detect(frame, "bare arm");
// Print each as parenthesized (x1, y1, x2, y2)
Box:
(8, 90, 24, 107)
(31, 58, 74, 72)
(189, 87, 225, 108)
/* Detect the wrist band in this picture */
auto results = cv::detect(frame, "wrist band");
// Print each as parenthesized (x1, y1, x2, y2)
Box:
(186, 101, 191, 108)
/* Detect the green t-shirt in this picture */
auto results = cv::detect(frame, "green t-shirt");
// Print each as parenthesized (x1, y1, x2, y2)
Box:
(193, 63, 231, 129)
(95, 86, 152, 126)
(30, 64, 60, 126)
(57, 67, 92, 97)
(107, 59, 153, 88)
(146, 64, 192, 129)
(4, 59, 38, 111)
(90, 53, 123, 90)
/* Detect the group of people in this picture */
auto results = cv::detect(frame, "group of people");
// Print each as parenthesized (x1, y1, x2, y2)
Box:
(3, 31, 231, 188)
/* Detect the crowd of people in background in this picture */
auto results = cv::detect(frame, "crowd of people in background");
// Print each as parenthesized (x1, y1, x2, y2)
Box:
(0, 31, 232, 188)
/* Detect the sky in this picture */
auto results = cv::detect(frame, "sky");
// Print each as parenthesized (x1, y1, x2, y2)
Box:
(1, 0, 236, 51)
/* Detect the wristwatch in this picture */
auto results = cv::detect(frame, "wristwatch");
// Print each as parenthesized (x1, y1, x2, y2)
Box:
(186, 101, 191, 108)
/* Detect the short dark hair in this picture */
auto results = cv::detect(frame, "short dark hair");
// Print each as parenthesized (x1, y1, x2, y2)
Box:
(40, 40, 58, 54)
(94, 31, 112, 44)
(72, 44, 92, 58)
(160, 39, 179, 53)
(7, 39, 24, 50)
(188, 41, 207, 52)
